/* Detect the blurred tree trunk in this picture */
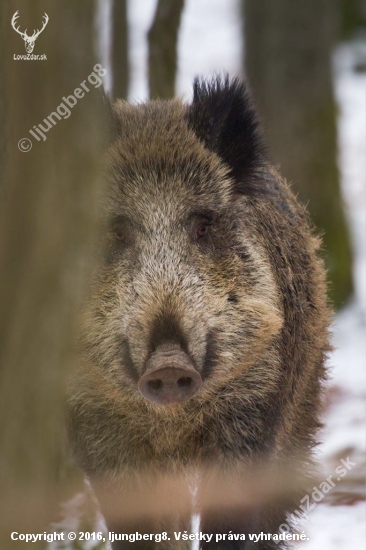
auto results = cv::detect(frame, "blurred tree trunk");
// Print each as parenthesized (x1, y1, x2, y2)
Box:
(111, 0, 129, 99)
(0, 1, 105, 548)
(341, 0, 366, 38)
(0, 10, 5, 180)
(148, 0, 185, 99)
(243, 0, 353, 309)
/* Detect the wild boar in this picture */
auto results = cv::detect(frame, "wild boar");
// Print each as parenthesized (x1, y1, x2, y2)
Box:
(69, 76, 330, 549)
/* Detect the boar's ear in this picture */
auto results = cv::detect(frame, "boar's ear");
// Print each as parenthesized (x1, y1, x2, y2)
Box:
(186, 75, 270, 196)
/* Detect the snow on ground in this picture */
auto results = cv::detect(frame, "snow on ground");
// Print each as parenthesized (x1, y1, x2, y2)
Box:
(53, 2, 365, 548)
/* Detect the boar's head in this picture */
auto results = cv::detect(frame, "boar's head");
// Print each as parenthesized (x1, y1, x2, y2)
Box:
(82, 77, 284, 409)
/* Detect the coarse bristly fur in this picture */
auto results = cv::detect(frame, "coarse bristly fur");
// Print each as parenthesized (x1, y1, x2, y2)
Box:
(68, 76, 331, 549)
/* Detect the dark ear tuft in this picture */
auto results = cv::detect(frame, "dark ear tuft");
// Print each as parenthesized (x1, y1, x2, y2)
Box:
(186, 75, 270, 196)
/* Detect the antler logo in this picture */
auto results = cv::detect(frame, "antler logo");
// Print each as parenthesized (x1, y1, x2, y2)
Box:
(11, 10, 49, 54)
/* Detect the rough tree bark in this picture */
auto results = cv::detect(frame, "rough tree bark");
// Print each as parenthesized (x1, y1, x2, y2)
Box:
(0, 1, 105, 547)
(111, 0, 129, 99)
(244, 0, 353, 309)
(148, 0, 185, 99)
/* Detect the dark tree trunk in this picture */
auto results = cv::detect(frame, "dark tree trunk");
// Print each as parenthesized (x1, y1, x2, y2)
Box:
(243, 0, 353, 309)
(0, 1, 105, 547)
(341, 0, 366, 38)
(148, 0, 185, 99)
(111, 0, 129, 99)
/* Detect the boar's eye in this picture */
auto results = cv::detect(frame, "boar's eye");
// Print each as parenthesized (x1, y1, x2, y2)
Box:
(114, 228, 126, 242)
(190, 217, 213, 242)
(195, 221, 210, 239)
(109, 216, 131, 246)
(189, 211, 215, 243)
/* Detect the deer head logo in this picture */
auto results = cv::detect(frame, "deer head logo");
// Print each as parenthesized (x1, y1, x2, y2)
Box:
(11, 11, 49, 54)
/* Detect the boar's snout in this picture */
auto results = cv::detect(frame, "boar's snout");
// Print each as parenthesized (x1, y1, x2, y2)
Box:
(138, 346, 202, 405)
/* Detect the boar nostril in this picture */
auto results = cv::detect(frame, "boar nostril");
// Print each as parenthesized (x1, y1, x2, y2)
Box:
(147, 379, 163, 391)
(177, 376, 192, 388)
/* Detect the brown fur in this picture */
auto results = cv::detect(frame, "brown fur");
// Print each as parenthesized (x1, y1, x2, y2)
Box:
(69, 78, 331, 549)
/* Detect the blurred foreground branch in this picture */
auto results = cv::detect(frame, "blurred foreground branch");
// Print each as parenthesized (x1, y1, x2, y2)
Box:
(92, 463, 304, 527)
(0, 462, 308, 533)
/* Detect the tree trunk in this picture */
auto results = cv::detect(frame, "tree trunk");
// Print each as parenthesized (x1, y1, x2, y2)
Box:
(111, 0, 129, 99)
(341, 0, 366, 38)
(0, 1, 105, 547)
(148, 0, 185, 99)
(244, 0, 353, 309)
